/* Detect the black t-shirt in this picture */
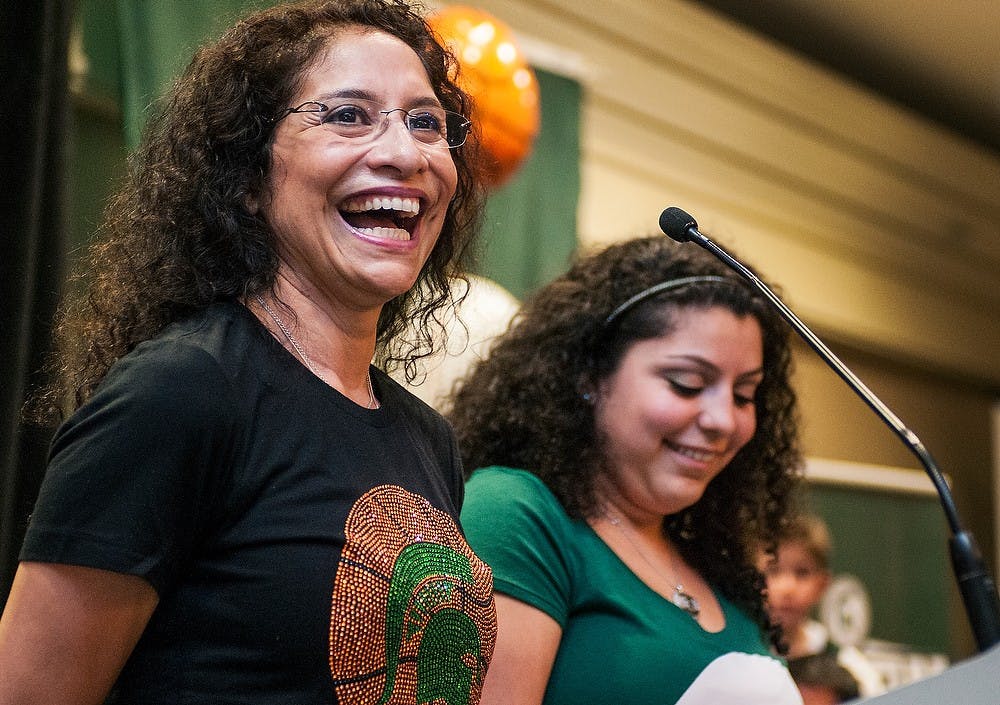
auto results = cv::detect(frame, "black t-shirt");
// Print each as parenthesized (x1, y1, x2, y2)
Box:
(21, 302, 496, 704)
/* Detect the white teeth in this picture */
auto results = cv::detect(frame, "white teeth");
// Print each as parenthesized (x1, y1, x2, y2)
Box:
(341, 195, 420, 215)
(357, 226, 411, 241)
(671, 444, 714, 462)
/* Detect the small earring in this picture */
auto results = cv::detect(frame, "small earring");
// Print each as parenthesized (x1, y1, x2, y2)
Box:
(582, 392, 593, 402)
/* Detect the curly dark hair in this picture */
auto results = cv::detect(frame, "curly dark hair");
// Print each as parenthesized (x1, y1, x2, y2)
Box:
(28, 0, 484, 425)
(448, 235, 802, 646)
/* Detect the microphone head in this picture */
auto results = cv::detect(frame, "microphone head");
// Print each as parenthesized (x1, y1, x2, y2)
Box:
(659, 207, 698, 242)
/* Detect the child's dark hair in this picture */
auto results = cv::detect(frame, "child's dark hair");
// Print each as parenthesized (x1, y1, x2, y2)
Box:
(788, 654, 861, 702)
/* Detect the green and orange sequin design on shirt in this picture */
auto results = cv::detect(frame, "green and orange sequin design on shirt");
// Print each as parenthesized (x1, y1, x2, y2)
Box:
(329, 485, 497, 704)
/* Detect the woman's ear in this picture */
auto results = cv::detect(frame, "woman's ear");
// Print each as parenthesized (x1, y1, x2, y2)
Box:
(244, 175, 270, 215)
(577, 376, 597, 405)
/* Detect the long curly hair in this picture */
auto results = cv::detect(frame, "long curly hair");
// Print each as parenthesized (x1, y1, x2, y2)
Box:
(28, 0, 484, 425)
(448, 235, 802, 646)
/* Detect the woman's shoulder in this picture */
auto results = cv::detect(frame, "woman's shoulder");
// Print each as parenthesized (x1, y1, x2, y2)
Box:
(466, 466, 555, 496)
(93, 302, 260, 416)
(376, 369, 452, 429)
(461, 467, 581, 618)
(156, 300, 265, 365)
(464, 467, 569, 524)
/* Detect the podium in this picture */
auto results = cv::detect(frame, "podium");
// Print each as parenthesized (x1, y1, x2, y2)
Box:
(854, 644, 999, 704)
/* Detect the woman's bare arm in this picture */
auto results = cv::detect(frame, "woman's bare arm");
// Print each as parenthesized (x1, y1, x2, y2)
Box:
(0, 561, 158, 705)
(480, 593, 563, 705)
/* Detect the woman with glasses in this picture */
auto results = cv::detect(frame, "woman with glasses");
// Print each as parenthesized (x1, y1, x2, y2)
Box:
(0, 1, 495, 703)
(452, 236, 805, 705)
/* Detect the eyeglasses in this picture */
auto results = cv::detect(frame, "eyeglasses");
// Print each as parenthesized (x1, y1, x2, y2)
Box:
(272, 97, 472, 148)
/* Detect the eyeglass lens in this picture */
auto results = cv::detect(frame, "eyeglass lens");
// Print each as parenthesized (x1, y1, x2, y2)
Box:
(282, 98, 470, 148)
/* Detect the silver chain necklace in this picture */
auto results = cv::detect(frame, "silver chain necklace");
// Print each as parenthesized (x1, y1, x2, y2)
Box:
(605, 511, 700, 619)
(254, 295, 378, 410)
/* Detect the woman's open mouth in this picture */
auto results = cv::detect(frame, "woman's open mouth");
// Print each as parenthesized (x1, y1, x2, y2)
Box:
(340, 195, 420, 241)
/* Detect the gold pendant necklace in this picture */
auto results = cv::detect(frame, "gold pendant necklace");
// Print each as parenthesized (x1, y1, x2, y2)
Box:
(254, 295, 378, 409)
(605, 512, 700, 619)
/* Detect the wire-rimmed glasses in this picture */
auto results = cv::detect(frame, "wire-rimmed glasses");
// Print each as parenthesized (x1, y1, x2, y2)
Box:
(272, 97, 472, 148)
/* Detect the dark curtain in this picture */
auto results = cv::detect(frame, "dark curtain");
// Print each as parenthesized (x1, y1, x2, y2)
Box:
(0, 0, 74, 610)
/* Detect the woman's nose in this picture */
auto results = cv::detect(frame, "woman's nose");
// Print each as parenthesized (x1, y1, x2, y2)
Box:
(366, 115, 428, 173)
(697, 390, 738, 435)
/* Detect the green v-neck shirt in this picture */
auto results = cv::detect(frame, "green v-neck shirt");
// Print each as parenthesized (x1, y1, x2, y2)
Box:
(462, 466, 801, 705)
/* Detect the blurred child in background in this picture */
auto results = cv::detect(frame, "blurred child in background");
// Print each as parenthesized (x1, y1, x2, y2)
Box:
(760, 514, 886, 697)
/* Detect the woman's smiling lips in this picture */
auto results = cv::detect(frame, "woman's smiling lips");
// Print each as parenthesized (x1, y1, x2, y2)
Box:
(664, 440, 721, 464)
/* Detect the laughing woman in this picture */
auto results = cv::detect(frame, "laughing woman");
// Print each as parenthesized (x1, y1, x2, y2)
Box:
(0, 2, 496, 703)
(452, 236, 804, 705)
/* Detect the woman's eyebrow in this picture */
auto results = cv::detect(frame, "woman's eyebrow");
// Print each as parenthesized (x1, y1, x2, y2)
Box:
(312, 88, 443, 109)
(312, 88, 375, 102)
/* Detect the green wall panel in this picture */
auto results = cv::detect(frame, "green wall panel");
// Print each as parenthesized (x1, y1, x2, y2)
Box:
(807, 481, 951, 655)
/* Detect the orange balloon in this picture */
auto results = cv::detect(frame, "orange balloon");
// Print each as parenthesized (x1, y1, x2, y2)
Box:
(430, 5, 541, 187)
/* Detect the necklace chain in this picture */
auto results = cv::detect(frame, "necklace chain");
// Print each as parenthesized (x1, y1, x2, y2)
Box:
(605, 511, 700, 619)
(254, 295, 377, 410)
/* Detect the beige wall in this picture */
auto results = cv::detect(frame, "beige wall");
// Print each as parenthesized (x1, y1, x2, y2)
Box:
(455, 0, 1000, 383)
(440, 0, 1000, 656)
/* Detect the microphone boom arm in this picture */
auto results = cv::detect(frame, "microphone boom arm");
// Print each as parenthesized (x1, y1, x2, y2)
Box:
(659, 206, 1000, 652)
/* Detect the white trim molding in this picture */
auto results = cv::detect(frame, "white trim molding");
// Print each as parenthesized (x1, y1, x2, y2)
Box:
(804, 457, 943, 497)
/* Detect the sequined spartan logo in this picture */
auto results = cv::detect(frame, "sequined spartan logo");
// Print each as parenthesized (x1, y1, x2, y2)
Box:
(329, 485, 497, 704)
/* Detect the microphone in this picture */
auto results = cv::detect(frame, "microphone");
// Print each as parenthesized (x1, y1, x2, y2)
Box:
(659, 207, 703, 245)
(659, 206, 1000, 653)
